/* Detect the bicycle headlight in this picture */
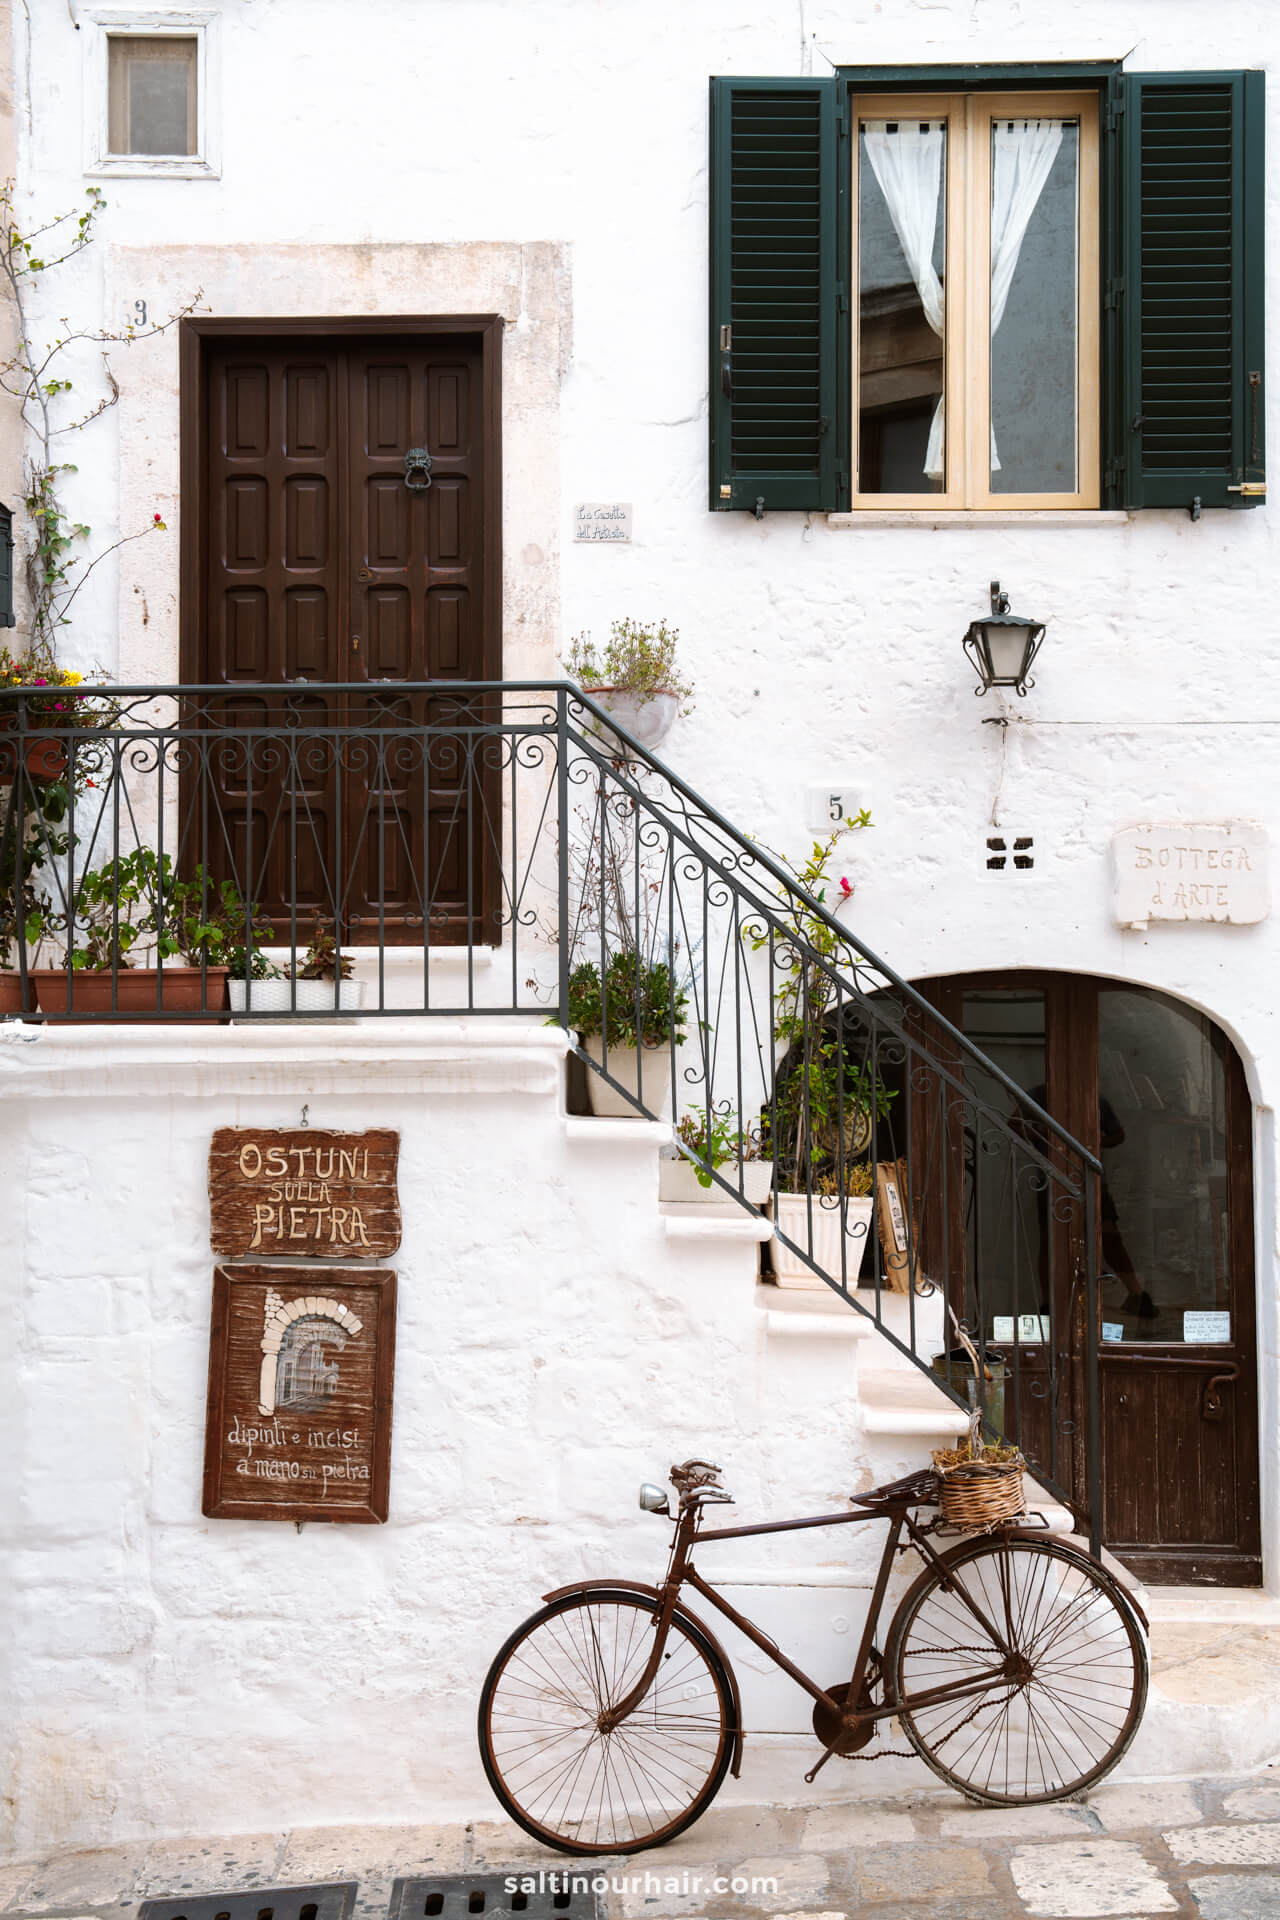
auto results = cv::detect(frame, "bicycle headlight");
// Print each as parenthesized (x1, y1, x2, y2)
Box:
(638, 1482, 670, 1515)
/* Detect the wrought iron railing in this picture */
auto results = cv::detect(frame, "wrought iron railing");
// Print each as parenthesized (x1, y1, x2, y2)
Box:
(0, 681, 1102, 1541)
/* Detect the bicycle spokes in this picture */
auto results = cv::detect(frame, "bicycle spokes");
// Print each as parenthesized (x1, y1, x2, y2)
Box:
(889, 1538, 1147, 1804)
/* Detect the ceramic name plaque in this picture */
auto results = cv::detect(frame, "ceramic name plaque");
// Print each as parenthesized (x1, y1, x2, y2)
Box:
(208, 1128, 400, 1259)
(202, 1265, 396, 1523)
(1113, 823, 1269, 929)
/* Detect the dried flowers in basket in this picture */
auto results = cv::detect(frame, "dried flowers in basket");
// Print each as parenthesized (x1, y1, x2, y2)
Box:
(931, 1322, 1026, 1530)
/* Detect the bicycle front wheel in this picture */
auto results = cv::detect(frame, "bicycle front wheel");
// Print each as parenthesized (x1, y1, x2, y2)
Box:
(886, 1535, 1148, 1805)
(478, 1590, 735, 1854)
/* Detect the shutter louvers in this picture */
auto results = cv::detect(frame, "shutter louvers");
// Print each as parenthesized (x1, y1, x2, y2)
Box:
(1123, 71, 1265, 509)
(709, 77, 842, 512)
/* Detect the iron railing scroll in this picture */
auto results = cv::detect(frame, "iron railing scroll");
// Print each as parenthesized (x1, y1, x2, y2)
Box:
(0, 680, 1103, 1547)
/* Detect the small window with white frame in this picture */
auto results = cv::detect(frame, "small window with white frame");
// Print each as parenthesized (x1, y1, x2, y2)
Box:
(86, 10, 219, 178)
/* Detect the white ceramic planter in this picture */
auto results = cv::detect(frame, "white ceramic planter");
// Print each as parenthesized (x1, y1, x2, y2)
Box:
(659, 1156, 773, 1207)
(229, 976, 368, 1013)
(582, 1035, 674, 1117)
(771, 1191, 874, 1289)
(581, 687, 679, 754)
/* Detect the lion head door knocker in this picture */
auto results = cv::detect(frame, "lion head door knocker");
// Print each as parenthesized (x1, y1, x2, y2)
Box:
(404, 447, 433, 491)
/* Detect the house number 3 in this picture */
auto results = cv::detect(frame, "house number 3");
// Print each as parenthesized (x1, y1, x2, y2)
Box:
(133, 299, 147, 327)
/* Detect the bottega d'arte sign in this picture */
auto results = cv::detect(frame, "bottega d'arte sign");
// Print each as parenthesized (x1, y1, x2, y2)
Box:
(1112, 823, 1269, 930)
(208, 1128, 400, 1258)
(202, 1265, 396, 1523)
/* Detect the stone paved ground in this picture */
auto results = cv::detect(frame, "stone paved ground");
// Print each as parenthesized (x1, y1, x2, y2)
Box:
(4, 1774, 1280, 1920)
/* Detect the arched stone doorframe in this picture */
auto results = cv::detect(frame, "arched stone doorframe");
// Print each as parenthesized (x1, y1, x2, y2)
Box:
(898, 962, 1272, 1591)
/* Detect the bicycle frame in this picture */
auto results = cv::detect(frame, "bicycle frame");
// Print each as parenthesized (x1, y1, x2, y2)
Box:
(599, 1492, 1022, 1771)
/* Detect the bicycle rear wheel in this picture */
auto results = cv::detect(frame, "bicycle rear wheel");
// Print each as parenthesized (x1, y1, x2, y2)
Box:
(885, 1534, 1147, 1805)
(478, 1590, 735, 1853)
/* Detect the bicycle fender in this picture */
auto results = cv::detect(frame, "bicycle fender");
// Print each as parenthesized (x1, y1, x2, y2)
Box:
(1003, 1530, 1150, 1634)
(540, 1578, 746, 1778)
(911, 1532, 1151, 1637)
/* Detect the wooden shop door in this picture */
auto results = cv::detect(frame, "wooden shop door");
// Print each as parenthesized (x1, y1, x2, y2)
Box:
(921, 972, 1261, 1586)
(183, 321, 500, 944)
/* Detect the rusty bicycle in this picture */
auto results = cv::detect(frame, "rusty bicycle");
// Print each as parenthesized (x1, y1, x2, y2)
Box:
(477, 1458, 1149, 1853)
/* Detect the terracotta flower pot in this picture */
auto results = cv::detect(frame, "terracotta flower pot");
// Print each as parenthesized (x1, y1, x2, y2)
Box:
(31, 966, 230, 1021)
(0, 970, 35, 1014)
(0, 724, 68, 783)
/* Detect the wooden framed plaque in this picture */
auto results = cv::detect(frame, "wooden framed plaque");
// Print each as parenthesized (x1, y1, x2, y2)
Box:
(202, 1264, 396, 1523)
(208, 1128, 401, 1260)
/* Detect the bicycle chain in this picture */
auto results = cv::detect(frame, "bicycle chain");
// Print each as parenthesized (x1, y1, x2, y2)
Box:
(839, 1646, 1021, 1763)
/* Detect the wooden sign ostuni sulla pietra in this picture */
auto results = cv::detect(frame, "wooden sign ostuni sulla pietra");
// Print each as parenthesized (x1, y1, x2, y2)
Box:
(208, 1127, 401, 1259)
(202, 1264, 397, 1523)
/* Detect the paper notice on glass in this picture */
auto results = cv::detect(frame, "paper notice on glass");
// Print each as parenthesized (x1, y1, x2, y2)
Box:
(1102, 1321, 1124, 1344)
(1183, 1310, 1231, 1344)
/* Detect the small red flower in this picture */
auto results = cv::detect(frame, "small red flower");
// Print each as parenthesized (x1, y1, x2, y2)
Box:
(839, 876, 853, 896)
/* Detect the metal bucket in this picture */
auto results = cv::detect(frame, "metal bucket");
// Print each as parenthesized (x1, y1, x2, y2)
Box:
(931, 1347, 1007, 1441)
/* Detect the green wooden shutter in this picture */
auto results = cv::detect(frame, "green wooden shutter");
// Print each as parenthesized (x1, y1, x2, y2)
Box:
(1121, 71, 1265, 510)
(0, 503, 13, 627)
(709, 76, 846, 512)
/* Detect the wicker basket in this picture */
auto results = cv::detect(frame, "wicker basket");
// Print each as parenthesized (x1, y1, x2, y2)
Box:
(931, 1447, 1027, 1529)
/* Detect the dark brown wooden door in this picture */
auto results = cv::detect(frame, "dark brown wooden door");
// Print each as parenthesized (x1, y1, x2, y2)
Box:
(195, 330, 493, 943)
(920, 971, 1261, 1586)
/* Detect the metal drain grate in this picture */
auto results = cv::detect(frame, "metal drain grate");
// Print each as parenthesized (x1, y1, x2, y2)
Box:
(140, 1884, 358, 1920)
(389, 1874, 604, 1920)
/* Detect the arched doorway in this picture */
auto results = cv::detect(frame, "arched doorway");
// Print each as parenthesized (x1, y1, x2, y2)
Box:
(917, 971, 1260, 1586)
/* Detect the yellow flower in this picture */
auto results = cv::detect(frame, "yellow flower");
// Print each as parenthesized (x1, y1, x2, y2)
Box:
(63, 670, 82, 685)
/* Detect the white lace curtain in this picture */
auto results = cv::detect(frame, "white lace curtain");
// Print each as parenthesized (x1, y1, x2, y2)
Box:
(863, 117, 1064, 481)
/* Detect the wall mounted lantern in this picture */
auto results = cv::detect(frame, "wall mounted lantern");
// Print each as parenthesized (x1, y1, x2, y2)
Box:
(962, 580, 1045, 696)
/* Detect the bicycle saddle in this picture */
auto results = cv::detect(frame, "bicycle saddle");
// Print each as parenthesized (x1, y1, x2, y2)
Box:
(848, 1467, 940, 1513)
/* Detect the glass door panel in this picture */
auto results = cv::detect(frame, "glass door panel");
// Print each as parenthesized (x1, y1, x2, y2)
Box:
(1098, 987, 1231, 1344)
(960, 989, 1049, 1340)
(858, 115, 947, 493)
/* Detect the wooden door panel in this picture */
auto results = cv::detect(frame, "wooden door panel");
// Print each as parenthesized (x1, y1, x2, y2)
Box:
(196, 331, 492, 946)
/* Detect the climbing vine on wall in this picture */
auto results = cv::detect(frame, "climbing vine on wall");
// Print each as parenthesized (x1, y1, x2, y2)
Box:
(0, 180, 203, 663)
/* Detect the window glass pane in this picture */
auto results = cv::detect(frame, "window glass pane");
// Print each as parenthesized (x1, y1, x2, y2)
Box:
(960, 991, 1048, 1337)
(1098, 988, 1231, 1345)
(858, 118, 946, 494)
(108, 37, 196, 156)
(989, 117, 1079, 493)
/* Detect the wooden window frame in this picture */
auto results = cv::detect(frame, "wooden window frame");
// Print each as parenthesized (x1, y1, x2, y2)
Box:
(851, 89, 1099, 510)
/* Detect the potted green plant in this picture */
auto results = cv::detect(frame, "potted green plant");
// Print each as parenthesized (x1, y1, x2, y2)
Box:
(562, 618, 694, 753)
(30, 850, 246, 1017)
(286, 917, 367, 1012)
(751, 823, 892, 1288)
(567, 948, 687, 1116)
(660, 1105, 774, 1207)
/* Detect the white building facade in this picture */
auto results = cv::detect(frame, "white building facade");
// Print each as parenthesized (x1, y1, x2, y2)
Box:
(1, 0, 1277, 1857)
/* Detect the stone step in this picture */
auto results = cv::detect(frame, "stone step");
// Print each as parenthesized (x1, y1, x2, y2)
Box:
(753, 1283, 875, 1342)
(662, 1205, 772, 1243)
(857, 1366, 972, 1439)
(563, 1114, 673, 1148)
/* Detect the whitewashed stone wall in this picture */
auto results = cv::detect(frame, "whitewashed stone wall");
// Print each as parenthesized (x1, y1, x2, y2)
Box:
(3, 1022, 1262, 1855)
(0, 1022, 919, 1851)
